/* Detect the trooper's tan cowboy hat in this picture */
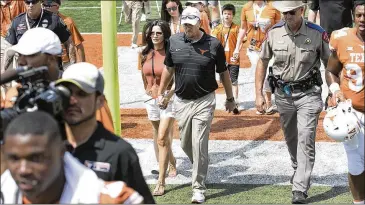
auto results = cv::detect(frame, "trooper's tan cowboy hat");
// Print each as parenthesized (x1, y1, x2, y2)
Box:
(272, 1, 307, 13)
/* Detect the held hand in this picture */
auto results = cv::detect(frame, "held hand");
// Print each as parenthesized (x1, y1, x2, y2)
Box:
(225, 100, 236, 113)
(146, 89, 152, 97)
(158, 95, 169, 110)
(331, 90, 346, 106)
(255, 94, 266, 113)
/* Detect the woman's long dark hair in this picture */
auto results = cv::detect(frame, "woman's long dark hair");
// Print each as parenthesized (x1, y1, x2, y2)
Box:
(141, 20, 171, 66)
(141, 20, 154, 46)
(161, 0, 183, 23)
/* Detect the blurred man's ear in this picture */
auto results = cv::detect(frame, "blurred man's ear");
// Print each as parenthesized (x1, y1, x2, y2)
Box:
(1, 145, 7, 175)
(95, 94, 105, 110)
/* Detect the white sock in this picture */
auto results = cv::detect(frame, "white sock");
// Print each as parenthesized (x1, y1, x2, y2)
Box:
(353, 200, 364, 204)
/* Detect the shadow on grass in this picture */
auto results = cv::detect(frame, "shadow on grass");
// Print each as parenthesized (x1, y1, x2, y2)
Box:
(205, 183, 269, 201)
(308, 186, 349, 203)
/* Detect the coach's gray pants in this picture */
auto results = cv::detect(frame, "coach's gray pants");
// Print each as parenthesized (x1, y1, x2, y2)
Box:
(174, 92, 216, 193)
(275, 93, 323, 194)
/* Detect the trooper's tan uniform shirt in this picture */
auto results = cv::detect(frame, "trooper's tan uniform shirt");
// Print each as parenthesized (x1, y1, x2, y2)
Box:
(260, 19, 330, 94)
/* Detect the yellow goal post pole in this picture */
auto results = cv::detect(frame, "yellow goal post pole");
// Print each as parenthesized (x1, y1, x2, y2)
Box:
(101, 1, 121, 136)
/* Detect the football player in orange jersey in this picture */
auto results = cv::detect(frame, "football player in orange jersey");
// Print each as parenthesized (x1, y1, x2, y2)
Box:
(325, 1, 364, 204)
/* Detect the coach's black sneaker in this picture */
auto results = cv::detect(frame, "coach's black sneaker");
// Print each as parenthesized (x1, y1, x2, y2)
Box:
(292, 191, 307, 204)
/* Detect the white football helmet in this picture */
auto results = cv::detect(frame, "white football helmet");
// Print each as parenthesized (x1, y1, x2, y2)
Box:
(323, 99, 361, 143)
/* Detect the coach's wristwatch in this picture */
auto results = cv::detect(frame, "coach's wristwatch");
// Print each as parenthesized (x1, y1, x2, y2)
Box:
(226, 97, 235, 102)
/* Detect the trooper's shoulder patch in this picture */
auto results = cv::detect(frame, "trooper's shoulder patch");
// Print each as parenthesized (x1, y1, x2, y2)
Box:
(306, 21, 325, 33)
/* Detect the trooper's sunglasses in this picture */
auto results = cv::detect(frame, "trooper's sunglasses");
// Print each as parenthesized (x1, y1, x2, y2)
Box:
(283, 9, 298, 15)
(166, 6, 178, 12)
(25, 0, 40, 5)
(43, 4, 57, 8)
(181, 15, 200, 20)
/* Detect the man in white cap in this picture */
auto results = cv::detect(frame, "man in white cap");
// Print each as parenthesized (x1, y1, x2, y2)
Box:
(55, 62, 155, 204)
(0, 27, 63, 175)
(255, 1, 330, 203)
(1, 27, 63, 95)
(185, 0, 211, 34)
(158, 6, 236, 204)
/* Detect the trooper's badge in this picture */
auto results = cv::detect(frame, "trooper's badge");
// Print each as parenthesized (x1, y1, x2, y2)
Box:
(305, 38, 311, 44)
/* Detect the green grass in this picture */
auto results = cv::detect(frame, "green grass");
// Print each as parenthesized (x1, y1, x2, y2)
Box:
(149, 184, 352, 204)
(59, 0, 312, 33)
(59, 1, 249, 33)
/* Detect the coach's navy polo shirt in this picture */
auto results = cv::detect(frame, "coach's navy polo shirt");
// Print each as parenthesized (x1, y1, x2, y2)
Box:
(164, 29, 227, 100)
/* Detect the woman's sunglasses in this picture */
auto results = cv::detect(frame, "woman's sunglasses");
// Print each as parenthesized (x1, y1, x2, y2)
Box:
(166, 6, 178, 12)
(150, 31, 163, 37)
(25, 0, 40, 5)
(283, 9, 298, 15)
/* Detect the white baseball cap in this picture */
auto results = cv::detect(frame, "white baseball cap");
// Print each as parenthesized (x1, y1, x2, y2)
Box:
(272, 1, 307, 13)
(186, 0, 206, 5)
(7, 27, 62, 56)
(55, 62, 104, 94)
(181, 7, 201, 26)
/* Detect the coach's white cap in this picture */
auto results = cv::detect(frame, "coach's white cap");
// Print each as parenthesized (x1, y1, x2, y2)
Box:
(181, 7, 201, 26)
(186, 0, 206, 5)
(56, 62, 104, 94)
(7, 27, 62, 56)
(272, 1, 307, 13)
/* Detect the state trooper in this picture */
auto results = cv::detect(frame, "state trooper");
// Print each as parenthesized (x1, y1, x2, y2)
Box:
(254, 1, 330, 204)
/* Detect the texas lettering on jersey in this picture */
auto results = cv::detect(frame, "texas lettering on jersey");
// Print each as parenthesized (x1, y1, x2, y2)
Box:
(330, 28, 365, 112)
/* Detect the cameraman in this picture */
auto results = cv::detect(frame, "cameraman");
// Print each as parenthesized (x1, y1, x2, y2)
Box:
(0, 28, 114, 175)
(55, 62, 155, 204)
(0, 27, 63, 175)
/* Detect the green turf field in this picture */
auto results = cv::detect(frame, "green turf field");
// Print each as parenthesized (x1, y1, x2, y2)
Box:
(60, 1, 254, 33)
(149, 184, 352, 204)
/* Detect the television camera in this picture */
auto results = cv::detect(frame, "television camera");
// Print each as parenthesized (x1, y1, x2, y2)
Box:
(0, 66, 71, 141)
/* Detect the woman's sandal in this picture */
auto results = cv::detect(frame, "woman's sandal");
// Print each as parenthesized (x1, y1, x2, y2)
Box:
(168, 158, 177, 178)
(153, 181, 165, 196)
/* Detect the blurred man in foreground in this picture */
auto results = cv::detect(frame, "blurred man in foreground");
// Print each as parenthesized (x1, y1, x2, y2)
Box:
(1, 111, 144, 204)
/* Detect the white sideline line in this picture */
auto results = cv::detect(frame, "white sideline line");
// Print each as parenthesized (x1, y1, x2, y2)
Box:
(127, 139, 348, 186)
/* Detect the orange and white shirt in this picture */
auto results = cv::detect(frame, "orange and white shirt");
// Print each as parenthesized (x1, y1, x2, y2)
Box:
(240, 1, 281, 51)
(212, 23, 240, 65)
(1, 152, 144, 204)
(329, 27, 365, 112)
(0, 0, 26, 37)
